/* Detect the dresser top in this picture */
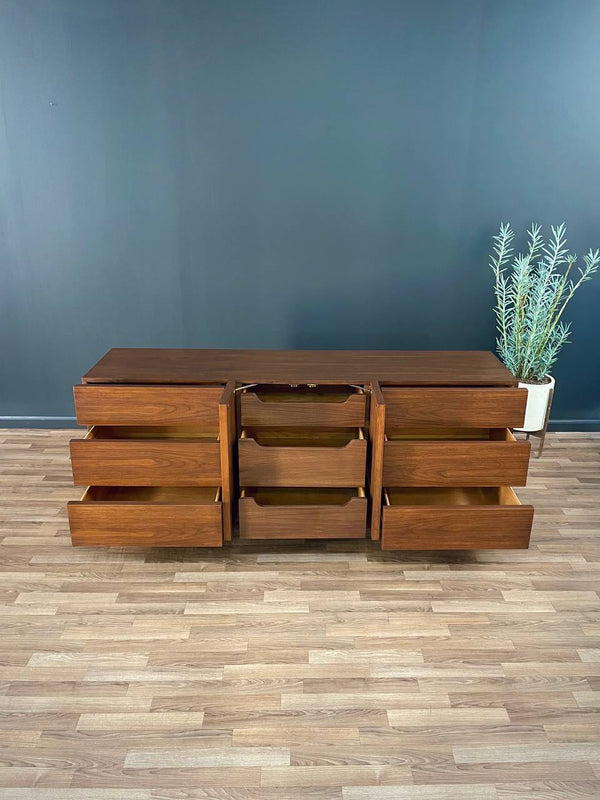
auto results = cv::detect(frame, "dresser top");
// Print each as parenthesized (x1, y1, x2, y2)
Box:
(82, 349, 517, 387)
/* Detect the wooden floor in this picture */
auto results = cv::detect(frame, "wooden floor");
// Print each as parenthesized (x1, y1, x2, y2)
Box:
(1, 429, 599, 799)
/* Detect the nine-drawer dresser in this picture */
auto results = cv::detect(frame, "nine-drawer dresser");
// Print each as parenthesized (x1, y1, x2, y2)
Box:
(67, 349, 534, 549)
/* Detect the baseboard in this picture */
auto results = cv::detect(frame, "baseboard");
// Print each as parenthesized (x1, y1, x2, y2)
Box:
(0, 416, 80, 429)
(547, 419, 600, 432)
(2, 415, 599, 432)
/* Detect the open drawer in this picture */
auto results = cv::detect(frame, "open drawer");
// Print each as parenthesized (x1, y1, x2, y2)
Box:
(241, 385, 366, 427)
(383, 387, 527, 430)
(238, 428, 367, 487)
(74, 385, 223, 427)
(67, 486, 223, 547)
(239, 487, 367, 539)
(383, 428, 530, 487)
(70, 426, 221, 487)
(381, 487, 533, 550)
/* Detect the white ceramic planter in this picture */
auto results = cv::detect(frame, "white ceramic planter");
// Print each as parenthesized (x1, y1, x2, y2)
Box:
(514, 375, 555, 432)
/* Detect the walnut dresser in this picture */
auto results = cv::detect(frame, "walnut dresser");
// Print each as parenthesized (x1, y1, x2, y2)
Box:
(67, 349, 534, 550)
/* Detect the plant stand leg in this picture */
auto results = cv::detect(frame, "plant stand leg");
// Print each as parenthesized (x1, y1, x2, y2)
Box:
(529, 386, 554, 458)
(517, 387, 554, 458)
(537, 385, 554, 457)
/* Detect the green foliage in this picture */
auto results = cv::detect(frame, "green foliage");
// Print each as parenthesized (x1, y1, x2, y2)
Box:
(490, 222, 599, 383)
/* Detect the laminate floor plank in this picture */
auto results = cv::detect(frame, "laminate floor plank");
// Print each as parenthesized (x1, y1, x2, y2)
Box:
(0, 429, 598, 797)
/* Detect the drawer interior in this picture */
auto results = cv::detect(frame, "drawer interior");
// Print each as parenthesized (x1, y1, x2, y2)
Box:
(240, 487, 365, 506)
(385, 486, 521, 507)
(83, 425, 218, 442)
(81, 486, 221, 503)
(248, 385, 362, 403)
(385, 427, 515, 441)
(241, 427, 365, 447)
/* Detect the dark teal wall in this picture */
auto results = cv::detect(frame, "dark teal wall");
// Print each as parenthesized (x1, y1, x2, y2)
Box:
(1, 0, 599, 426)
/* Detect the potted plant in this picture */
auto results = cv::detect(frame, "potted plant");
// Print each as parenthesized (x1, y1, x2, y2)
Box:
(490, 222, 599, 431)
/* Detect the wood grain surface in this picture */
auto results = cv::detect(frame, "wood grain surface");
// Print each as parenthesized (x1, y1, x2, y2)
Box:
(239, 489, 367, 539)
(69, 437, 221, 487)
(82, 348, 518, 386)
(68, 487, 223, 547)
(74, 384, 222, 428)
(369, 380, 385, 541)
(238, 430, 367, 487)
(382, 437, 531, 487)
(1, 428, 599, 799)
(383, 388, 527, 430)
(219, 381, 237, 542)
(382, 487, 534, 550)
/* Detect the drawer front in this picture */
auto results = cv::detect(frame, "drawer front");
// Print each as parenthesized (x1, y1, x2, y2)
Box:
(68, 500, 222, 547)
(382, 504, 533, 550)
(70, 440, 221, 486)
(238, 438, 367, 487)
(74, 385, 222, 427)
(241, 391, 366, 427)
(383, 388, 527, 429)
(383, 439, 530, 487)
(239, 494, 367, 539)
